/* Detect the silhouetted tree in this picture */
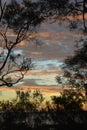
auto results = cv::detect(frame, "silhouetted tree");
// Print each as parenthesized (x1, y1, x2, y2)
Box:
(39, 0, 69, 21)
(0, 89, 45, 112)
(51, 89, 86, 111)
(0, 0, 44, 87)
(39, 0, 87, 31)
(56, 38, 87, 98)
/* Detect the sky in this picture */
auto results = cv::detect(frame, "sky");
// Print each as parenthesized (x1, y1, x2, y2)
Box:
(21, 22, 83, 86)
(0, 0, 86, 100)
(0, 20, 85, 100)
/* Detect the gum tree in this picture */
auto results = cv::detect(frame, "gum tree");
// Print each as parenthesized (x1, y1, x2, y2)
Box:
(0, 0, 44, 87)
(56, 38, 87, 96)
(39, 0, 87, 31)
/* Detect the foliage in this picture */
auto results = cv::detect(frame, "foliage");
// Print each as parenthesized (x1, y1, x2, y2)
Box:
(0, 0, 44, 87)
(4, 0, 44, 31)
(0, 89, 86, 112)
(39, 0, 70, 21)
(39, 0, 87, 31)
(56, 39, 87, 95)
(0, 89, 45, 112)
(0, 90, 87, 129)
(51, 89, 86, 111)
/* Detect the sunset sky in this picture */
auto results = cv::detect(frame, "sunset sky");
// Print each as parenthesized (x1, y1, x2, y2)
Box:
(0, 0, 86, 100)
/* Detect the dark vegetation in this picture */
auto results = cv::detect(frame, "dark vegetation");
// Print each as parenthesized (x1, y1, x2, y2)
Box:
(0, 89, 87, 130)
(0, 0, 44, 87)
(0, 0, 87, 129)
(40, 0, 87, 31)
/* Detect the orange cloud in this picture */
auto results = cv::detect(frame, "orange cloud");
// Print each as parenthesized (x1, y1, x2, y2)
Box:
(31, 52, 42, 55)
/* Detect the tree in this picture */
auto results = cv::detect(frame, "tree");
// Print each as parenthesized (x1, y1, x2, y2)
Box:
(0, 0, 44, 87)
(56, 38, 87, 96)
(39, 0, 87, 31)
(39, 0, 69, 21)
(51, 89, 85, 111)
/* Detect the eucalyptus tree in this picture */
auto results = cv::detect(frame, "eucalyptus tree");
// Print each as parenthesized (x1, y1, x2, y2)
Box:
(56, 38, 87, 96)
(0, 0, 44, 87)
(39, 0, 87, 31)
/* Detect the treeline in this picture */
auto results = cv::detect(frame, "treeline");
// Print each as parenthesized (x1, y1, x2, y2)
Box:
(0, 89, 87, 130)
(0, 89, 86, 112)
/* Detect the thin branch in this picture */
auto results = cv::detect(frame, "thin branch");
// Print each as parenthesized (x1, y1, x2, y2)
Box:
(0, 0, 7, 21)
(0, 26, 9, 50)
